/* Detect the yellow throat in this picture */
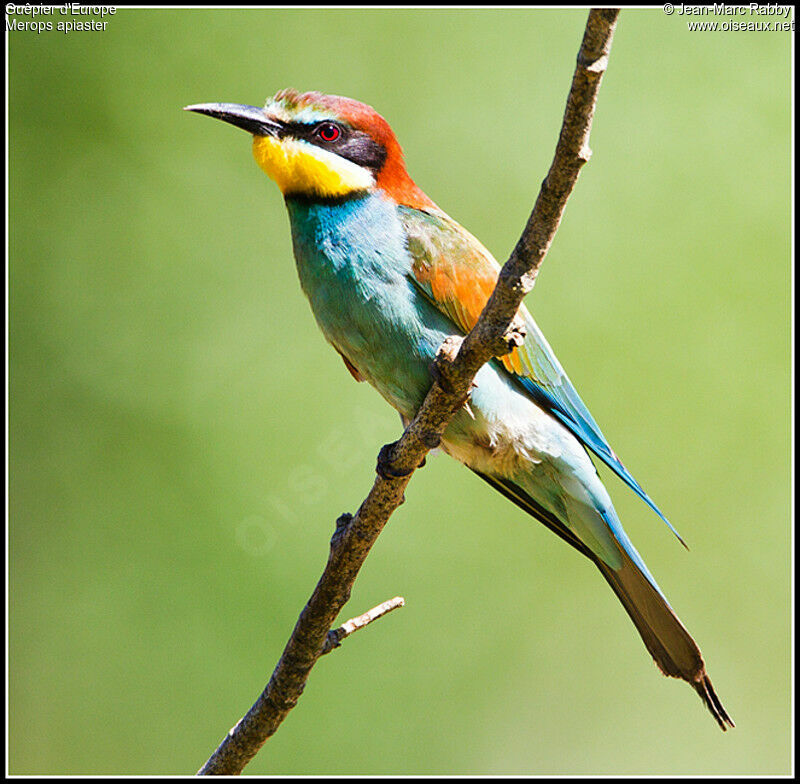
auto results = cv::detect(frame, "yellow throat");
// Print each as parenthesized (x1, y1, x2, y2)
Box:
(252, 135, 374, 199)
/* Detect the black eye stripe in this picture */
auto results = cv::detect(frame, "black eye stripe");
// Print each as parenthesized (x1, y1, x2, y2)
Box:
(280, 121, 387, 173)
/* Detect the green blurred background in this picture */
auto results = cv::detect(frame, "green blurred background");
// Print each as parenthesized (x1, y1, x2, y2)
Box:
(9, 7, 791, 776)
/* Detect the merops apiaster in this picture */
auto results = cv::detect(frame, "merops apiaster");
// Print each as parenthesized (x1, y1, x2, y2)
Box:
(185, 90, 732, 730)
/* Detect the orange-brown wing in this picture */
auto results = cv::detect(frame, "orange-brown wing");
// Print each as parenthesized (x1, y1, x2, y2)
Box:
(398, 204, 683, 544)
(400, 205, 527, 376)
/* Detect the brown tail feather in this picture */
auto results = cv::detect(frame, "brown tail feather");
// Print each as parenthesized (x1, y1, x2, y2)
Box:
(595, 553, 734, 730)
(470, 470, 733, 729)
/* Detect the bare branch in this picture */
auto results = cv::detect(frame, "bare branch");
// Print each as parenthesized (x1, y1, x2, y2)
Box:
(321, 596, 406, 655)
(197, 8, 620, 776)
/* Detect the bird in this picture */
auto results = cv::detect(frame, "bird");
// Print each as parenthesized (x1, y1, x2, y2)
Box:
(185, 89, 733, 730)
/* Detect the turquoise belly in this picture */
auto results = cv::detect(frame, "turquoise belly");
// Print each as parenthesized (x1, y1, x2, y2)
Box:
(285, 193, 459, 418)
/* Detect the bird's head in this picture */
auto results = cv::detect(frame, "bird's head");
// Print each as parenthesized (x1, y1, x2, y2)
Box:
(185, 89, 435, 208)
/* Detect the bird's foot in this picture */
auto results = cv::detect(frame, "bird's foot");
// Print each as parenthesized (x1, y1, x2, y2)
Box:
(376, 442, 414, 480)
(493, 315, 527, 357)
(430, 360, 455, 395)
(430, 336, 462, 395)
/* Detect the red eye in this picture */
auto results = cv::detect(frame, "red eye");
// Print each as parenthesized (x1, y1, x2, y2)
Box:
(317, 122, 341, 142)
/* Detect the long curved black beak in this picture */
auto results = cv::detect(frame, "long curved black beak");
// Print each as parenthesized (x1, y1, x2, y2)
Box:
(183, 103, 283, 137)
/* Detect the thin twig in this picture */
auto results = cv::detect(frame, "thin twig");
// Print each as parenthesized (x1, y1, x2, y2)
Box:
(197, 8, 620, 775)
(321, 596, 406, 655)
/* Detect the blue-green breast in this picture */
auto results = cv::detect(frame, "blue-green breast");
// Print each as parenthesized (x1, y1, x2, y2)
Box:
(285, 193, 455, 418)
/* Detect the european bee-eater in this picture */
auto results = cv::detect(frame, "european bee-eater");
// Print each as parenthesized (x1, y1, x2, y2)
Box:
(185, 89, 733, 730)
